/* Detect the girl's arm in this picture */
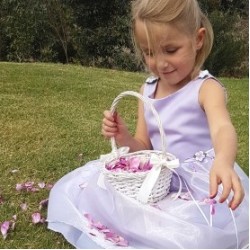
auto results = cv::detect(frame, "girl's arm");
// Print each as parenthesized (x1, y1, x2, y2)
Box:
(102, 85, 151, 152)
(199, 79, 244, 210)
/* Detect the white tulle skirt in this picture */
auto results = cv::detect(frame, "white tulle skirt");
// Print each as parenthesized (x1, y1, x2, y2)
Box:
(47, 149, 249, 249)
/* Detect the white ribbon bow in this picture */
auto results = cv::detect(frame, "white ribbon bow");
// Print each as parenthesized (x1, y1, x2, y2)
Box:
(137, 154, 180, 204)
(100, 147, 130, 163)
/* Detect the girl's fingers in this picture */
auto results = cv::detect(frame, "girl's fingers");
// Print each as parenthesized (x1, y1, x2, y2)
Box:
(101, 130, 116, 138)
(219, 180, 232, 203)
(209, 173, 219, 199)
(103, 110, 115, 121)
(229, 177, 245, 210)
(102, 118, 117, 128)
(102, 123, 117, 133)
(102, 110, 124, 139)
(101, 125, 117, 137)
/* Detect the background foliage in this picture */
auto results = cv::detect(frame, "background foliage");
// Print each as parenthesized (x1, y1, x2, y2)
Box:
(0, 0, 248, 76)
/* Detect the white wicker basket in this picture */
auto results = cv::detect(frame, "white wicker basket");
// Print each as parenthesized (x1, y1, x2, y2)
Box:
(101, 91, 179, 204)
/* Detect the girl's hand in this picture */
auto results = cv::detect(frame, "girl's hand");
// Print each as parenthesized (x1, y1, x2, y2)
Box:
(101, 110, 131, 143)
(209, 161, 245, 210)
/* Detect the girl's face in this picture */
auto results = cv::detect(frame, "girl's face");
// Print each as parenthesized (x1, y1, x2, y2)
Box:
(135, 19, 204, 90)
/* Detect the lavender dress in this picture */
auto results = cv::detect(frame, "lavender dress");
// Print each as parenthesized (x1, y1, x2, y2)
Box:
(47, 71, 249, 249)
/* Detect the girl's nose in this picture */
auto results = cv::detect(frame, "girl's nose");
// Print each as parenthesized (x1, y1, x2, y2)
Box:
(156, 53, 168, 69)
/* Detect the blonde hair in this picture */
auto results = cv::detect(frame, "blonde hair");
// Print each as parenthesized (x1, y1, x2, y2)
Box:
(131, 0, 214, 78)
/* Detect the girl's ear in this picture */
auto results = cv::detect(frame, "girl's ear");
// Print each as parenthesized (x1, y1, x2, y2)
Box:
(196, 28, 206, 50)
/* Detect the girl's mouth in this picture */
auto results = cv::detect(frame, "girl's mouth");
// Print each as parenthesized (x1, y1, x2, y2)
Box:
(161, 70, 175, 75)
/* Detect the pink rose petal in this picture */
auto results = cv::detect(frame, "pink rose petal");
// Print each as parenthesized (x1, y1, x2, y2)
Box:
(100, 228, 110, 233)
(1, 221, 10, 240)
(40, 217, 46, 223)
(20, 203, 28, 211)
(211, 205, 216, 215)
(84, 213, 95, 226)
(32, 212, 42, 224)
(46, 183, 54, 190)
(16, 181, 52, 192)
(16, 183, 24, 191)
(24, 181, 34, 189)
(39, 199, 49, 210)
(117, 238, 129, 247)
(106, 156, 152, 173)
(105, 233, 128, 246)
(93, 221, 106, 230)
(84, 213, 129, 247)
(38, 182, 46, 189)
(128, 157, 140, 171)
(201, 198, 217, 215)
(30, 187, 40, 192)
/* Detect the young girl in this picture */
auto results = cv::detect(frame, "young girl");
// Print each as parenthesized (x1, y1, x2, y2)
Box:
(47, 0, 249, 248)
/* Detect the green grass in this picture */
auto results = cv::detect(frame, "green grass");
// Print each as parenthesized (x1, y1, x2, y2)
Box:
(0, 62, 248, 248)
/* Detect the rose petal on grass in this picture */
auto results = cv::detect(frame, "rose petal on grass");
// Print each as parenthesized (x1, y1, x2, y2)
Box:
(16, 181, 49, 192)
(30, 187, 40, 192)
(38, 182, 46, 189)
(40, 218, 46, 223)
(1, 221, 10, 240)
(20, 203, 28, 211)
(10, 215, 17, 230)
(16, 182, 35, 192)
(46, 183, 54, 190)
(16, 183, 24, 191)
(10, 169, 19, 173)
(32, 212, 42, 224)
(24, 181, 34, 189)
(39, 198, 49, 210)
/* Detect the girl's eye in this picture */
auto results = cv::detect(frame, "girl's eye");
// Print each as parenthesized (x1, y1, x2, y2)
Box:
(164, 48, 178, 54)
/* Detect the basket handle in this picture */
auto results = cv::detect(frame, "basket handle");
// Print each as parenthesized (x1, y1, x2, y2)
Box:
(109, 91, 167, 156)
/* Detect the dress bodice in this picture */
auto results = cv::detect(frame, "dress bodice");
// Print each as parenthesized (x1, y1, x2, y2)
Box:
(143, 70, 219, 162)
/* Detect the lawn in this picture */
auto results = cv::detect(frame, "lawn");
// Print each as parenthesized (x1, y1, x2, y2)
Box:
(0, 62, 248, 248)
